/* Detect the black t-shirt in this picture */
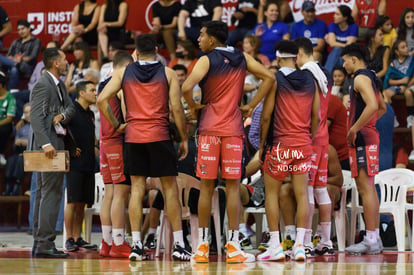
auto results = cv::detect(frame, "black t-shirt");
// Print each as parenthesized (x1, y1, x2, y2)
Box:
(183, 0, 222, 28)
(0, 6, 9, 39)
(153, 1, 182, 26)
(68, 102, 96, 172)
(235, 0, 259, 29)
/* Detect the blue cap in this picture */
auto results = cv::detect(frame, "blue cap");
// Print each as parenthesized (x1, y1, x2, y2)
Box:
(302, 1, 315, 12)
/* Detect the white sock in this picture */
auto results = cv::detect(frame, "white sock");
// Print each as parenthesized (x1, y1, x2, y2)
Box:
(148, 227, 157, 236)
(375, 228, 380, 239)
(228, 230, 239, 243)
(285, 225, 296, 240)
(199, 227, 209, 244)
(113, 228, 124, 246)
(316, 224, 322, 236)
(269, 231, 280, 248)
(239, 223, 247, 235)
(132, 231, 142, 248)
(173, 230, 185, 247)
(102, 225, 112, 245)
(366, 230, 376, 244)
(296, 228, 306, 245)
(320, 222, 331, 243)
(304, 229, 313, 244)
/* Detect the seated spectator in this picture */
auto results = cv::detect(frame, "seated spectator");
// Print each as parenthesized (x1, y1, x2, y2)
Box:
(0, 20, 41, 89)
(0, 6, 12, 49)
(99, 41, 124, 82)
(65, 41, 100, 99)
(0, 71, 15, 166)
(168, 40, 197, 74)
(2, 103, 30, 196)
(177, 0, 222, 46)
(151, 0, 182, 60)
(366, 27, 390, 79)
(383, 39, 414, 127)
(254, 0, 289, 61)
(97, 0, 128, 61)
(61, 0, 101, 51)
(242, 34, 270, 66)
(376, 15, 397, 48)
(397, 8, 414, 56)
(227, 0, 259, 47)
(325, 5, 358, 73)
(331, 66, 347, 98)
(375, 100, 394, 171)
(352, 0, 386, 41)
(290, 1, 328, 62)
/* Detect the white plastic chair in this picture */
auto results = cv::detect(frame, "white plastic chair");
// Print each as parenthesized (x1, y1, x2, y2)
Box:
(84, 173, 105, 243)
(245, 207, 267, 248)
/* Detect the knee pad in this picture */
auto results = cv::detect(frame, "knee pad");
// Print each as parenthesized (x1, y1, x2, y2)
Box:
(307, 185, 314, 205)
(314, 187, 331, 205)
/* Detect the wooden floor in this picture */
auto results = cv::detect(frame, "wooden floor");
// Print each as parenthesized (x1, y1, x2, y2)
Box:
(0, 249, 413, 274)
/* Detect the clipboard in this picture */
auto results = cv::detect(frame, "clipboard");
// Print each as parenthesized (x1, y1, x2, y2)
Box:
(23, 150, 70, 172)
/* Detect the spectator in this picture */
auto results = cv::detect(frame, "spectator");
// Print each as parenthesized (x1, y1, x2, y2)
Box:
(352, 0, 387, 40)
(97, 0, 128, 61)
(331, 66, 347, 98)
(2, 103, 30, 196)
(376, 15, 397, 48)
(61, 0, 101, 51)
(383, 40, 414, 127)
(227, 0, 259, 47)
(168, 40, 197, 74)
(366, 27, 390, 79)
(397, 8, 414, 56)
(0, 19, 41, 89)
(242, 34, 270, 66)
(375, 101, 394, 171)
(0, 71, 15, 166)
(0, 6, 12, 49)
(151, 0, 182, 60)
(254, 0, 290, 61)
(325, 5, 358, 73)
(290, 1, 328, 62)
(65, 41, 100, 99)
(177, 0, 222, 46)
(99, 41, 123, 82)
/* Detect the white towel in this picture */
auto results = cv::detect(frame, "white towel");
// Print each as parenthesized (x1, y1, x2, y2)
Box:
(301, 61, 328, 97)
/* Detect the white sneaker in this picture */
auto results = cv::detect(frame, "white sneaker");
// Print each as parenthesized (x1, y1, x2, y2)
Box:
(292, 244, 306, 261)
(409, 150, 414, 161)
(257, 244, 285, 261)
(407, 115, 414, 128)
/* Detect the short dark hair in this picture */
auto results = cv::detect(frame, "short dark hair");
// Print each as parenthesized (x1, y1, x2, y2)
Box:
(135, 34, 156, 56)
(274, 40, 298, 56)
(294, 37, 313, 56)
(17, 19, 31, 28)
(202, 21, 228, 44)
(172, 64, 187, 74)
(333, 65, 347, 75)
(76, 80, 95, 97)
(375, 15, 391, 29)
(43, 48, 61, 69)
(341, 43, 369, 63)
(113, 50, 133, 68)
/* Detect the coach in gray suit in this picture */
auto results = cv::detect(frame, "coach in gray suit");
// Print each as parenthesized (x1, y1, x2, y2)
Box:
(30, 48, 75, 258)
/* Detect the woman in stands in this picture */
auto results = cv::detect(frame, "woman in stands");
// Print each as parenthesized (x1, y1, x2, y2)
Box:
(397, 8, 414, 56)
(65, 41, 100, 99)
(168, 39, 197, 74)
(242, 34, 270, 67)
(97, 0, 128, 62)
(366, 27, 390, 79)
(61, 0, 100, 51)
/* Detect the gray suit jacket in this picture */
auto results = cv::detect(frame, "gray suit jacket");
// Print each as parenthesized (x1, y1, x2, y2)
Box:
(30, 72, 75, 150)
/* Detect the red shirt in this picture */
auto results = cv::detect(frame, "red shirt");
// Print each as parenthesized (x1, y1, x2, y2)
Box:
(327, 95, 349, 161)
(122, 62, 170, 143)
(355, 0, 379, 28)
(198, 48, 246, 136)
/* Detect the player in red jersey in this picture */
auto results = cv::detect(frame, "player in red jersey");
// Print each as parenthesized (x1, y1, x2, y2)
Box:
(182, 21, 274, 264)
(295, 37, 334, 257)
(98, 34, 191, 261)
(259, 40, 320, 262)
(341, 43, 386, 255)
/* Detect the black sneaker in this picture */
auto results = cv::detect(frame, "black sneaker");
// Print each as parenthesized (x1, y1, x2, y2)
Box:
(65, 237, 79, 252)
(129, 243, 148, 261)
(144, 233, 156, 250)
(76, 237, 98, 250)
(239, 232, 252, 250)
(172, 243, 191, 261)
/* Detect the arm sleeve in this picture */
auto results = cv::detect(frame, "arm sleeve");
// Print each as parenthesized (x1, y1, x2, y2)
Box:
(30, 81, 52, 147)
